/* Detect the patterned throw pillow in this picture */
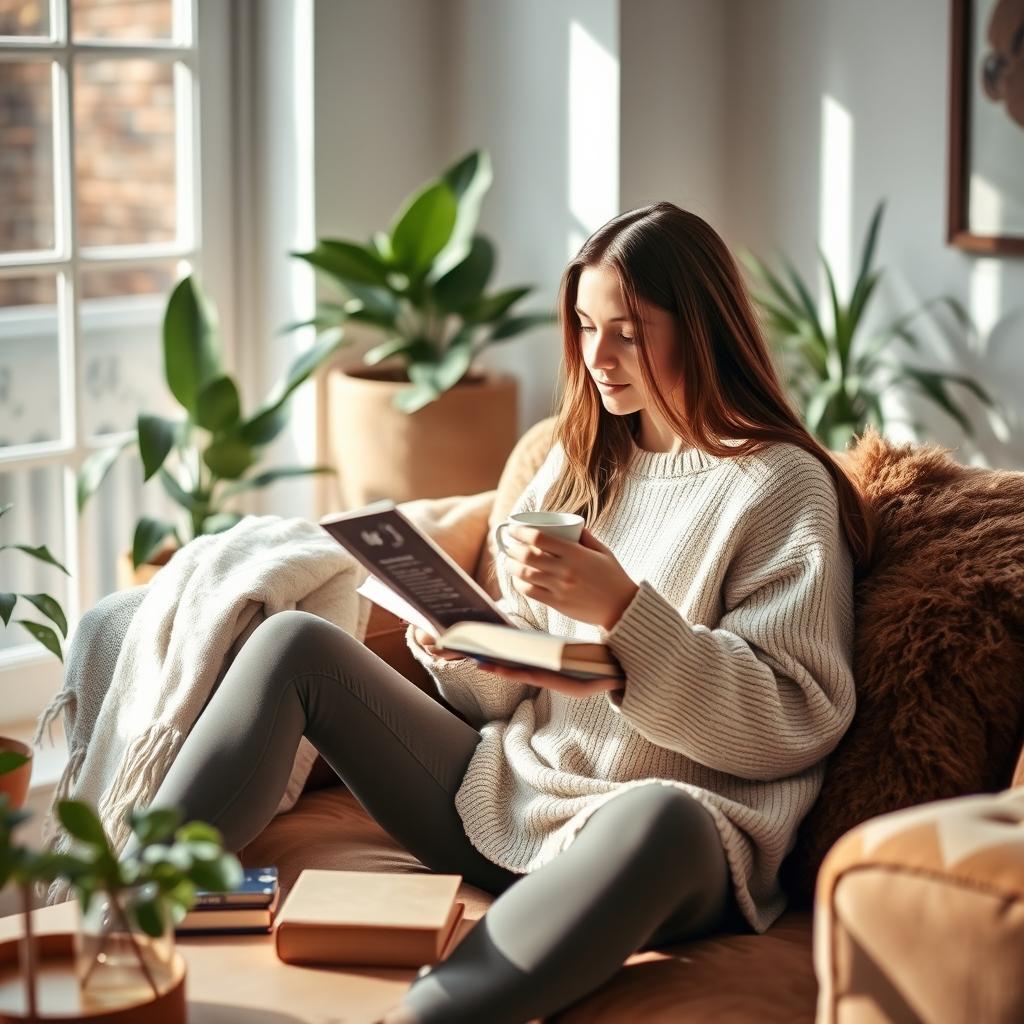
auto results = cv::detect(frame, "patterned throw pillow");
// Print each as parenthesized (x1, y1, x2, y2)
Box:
(782, 428, 1024, 907)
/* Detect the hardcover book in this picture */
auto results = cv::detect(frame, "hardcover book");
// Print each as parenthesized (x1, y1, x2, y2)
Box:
(273, 869, 466, 969)
(320, 502, 623, 681)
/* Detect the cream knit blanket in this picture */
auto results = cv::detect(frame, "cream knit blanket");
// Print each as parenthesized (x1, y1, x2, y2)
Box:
(34, 514, 371, 902)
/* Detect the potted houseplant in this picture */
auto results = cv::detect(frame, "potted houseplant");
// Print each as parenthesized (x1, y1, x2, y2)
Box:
(75, 274, 346, 588)
(0, 791, 242, 1018)
(742, 200, 997, 451)
(292, 148, 556, 507)
(0, 502, 69, 809)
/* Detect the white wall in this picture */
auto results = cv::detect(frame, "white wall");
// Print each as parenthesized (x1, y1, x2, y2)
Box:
(723, 0, 1024, 467)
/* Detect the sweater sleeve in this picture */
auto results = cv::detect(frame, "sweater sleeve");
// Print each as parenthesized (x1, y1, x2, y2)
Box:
(599, 464, 856, 782)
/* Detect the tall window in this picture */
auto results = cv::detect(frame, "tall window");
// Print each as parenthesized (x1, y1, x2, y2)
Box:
(0, 0, 229, 726)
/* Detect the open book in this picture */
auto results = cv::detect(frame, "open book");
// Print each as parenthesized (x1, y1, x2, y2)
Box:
(319, 501, 624, 681)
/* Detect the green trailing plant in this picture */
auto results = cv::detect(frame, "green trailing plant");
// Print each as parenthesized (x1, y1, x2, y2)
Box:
(0, 792, 242, 1009)
(291, 148, 556, 413)
(743, 200, 997, 450)
(76, 274, 346, 569)
(0, 501, 69, 662)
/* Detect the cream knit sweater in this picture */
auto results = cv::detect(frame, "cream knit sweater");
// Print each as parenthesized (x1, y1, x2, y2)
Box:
(406, 437, 855, 934)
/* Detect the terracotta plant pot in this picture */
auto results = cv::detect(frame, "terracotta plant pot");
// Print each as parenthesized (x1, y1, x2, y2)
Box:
(325, 366, 520, 509)
(116, 544, 178, 591)
(0, 736, 33, 810)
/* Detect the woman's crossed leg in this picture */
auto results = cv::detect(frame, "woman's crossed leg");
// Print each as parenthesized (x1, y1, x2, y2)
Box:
(136, 610, 738, 1023)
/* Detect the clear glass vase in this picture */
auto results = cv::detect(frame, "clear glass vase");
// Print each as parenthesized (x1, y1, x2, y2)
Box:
(74, 887, 176, 1008)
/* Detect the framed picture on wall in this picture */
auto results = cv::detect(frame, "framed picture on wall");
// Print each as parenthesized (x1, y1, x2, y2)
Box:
(947, 0, 1024, 255)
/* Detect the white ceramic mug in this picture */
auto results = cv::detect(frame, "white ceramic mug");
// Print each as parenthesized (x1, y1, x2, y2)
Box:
(494, 511, 585, 555)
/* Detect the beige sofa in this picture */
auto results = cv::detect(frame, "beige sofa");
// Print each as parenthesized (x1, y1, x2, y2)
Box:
(241, 418, 1024, 1023)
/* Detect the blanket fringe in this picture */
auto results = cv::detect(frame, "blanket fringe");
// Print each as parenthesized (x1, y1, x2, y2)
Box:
(32, 687, 76, 748)
(37, 744, 87, 852)
(97, 723, 184, 855)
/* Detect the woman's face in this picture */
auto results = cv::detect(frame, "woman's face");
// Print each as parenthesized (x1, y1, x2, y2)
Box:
(574, 265, 683, 421)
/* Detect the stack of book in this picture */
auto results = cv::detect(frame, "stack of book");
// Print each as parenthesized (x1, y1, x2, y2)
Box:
(176, 866, 280, 934)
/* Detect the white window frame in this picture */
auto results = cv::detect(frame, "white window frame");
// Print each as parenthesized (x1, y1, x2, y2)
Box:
(0, 0, 235, 728)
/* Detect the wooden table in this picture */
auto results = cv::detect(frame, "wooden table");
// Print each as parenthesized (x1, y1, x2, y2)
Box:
(0, 900, 468, 1023)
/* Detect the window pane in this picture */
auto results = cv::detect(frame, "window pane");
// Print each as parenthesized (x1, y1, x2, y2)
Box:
(72, 0, 174, 43)
(0, 465, 70, 656)
(79, 447, 180, 607)
(0, 60, 55, 254)
(79, 261, 182, 437)
(0, 275, 61, 447)
(0, 0, 50, 37)
(74, 59, 177, 248)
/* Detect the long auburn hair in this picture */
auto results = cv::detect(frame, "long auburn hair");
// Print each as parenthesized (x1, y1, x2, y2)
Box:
(545, 201, 876, 572)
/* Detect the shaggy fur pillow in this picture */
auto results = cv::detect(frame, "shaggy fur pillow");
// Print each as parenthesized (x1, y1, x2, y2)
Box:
(780, 428, 1024, 908)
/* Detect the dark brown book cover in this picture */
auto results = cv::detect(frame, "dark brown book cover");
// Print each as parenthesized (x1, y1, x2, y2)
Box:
(274, 869, 465, 969)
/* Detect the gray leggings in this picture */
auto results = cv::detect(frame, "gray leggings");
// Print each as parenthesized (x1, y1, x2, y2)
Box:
(132, 610, 744, 1023)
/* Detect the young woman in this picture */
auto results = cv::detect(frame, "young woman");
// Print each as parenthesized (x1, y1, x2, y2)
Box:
(126, 202, 873, 1024)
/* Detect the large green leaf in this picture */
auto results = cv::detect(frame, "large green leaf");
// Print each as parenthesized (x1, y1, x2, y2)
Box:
(894, 366, 974, 435)
(138, 414, 179, 482)
(239, 329, 349, 447)
(0, 544, 70, 576)
(58, 800, 110, 849)
(817, 245, 850, 369)
(220, 465, 333, 499)
(434, 326, 475, 391)
(0, 593, 16, 626)
(781, 258, 828, 355)
(129, 807, 183, 845)
(163, 276, 223, 417)
(363, 335, 432, 367)
(132, 517, 177, 569)
(487, 312, 554, 343)
(21, 593, 67, 638)
(392, 381, 441, 414)
(203, 438, 254, 480)
(76, 439, 133, 512)
(461, 286, 531, 324)
(195, 376, 241, 433)
(389, 181, 458, 275)
(853, 201, 885, 302)
(291, 239, 391, 287)
(428, 150, 494, 284)
(159, 469, 202, 512)
(431, 235, 495, 313)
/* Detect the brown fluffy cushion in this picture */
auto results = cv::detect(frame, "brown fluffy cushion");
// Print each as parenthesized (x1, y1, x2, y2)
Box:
(780, 428, 1024, 907)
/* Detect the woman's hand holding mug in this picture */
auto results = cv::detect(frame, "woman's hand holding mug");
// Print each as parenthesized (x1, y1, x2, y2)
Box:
(494, 511, 639, 631)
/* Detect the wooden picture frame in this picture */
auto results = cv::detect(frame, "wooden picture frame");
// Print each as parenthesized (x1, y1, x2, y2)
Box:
(947, 0, 1024, 255)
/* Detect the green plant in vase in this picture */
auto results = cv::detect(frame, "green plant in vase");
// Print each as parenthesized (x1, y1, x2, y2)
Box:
(0, 793, 243, 1014)
(291, 148, 556, 413)
(742, 200, 998, 450)
(76, 274, 346, 569)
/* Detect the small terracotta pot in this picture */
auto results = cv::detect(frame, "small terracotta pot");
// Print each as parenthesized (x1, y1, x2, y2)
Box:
(325, 365, 519, 509)
(0, 736, 33, 810)
(116, 544, 178, 591)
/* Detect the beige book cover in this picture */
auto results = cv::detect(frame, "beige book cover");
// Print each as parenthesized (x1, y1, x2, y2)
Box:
(274, 869, 465, 969)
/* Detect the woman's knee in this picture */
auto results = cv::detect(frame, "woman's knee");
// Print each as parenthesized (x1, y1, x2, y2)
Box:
(237, 610, 362, 687)
(591, 784, 725, 868)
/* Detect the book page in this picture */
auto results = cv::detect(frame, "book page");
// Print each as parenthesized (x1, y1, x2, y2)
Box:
(321, 503, 511, 635)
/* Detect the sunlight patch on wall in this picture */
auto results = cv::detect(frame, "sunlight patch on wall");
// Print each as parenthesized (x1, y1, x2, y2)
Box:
(818, 94, 854, 305)
(567, 18, 619, 257)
